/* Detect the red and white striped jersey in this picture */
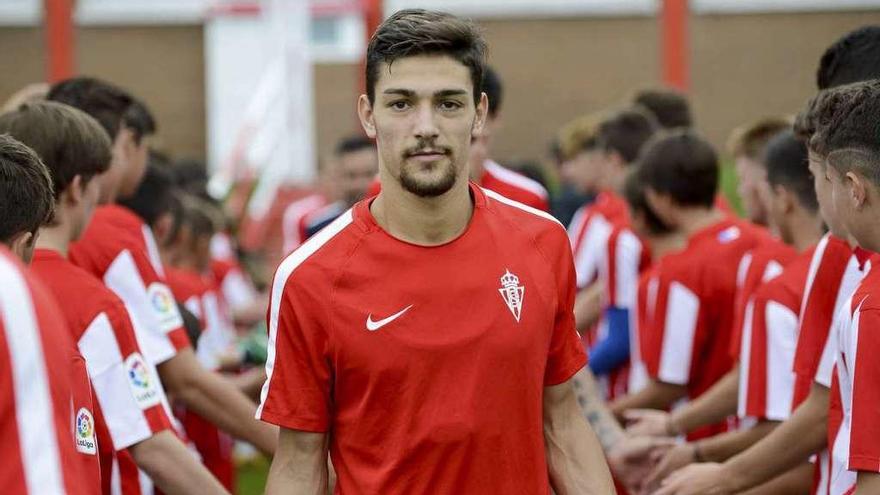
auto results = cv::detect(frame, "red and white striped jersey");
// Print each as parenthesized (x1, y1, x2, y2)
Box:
(70, 205, 191, 366)
(641, 218, 768, 439)
(479, 159, 550, 212)
(729, 238, 797, 360)
(0, 247, 94, 495)
(827, 251, 880, 495)
(30, 249, 176, 495)
(632, 266, 659, 393)
(738, 247, 814, 422)
(787, 234, 860, 495)
(567, 191, 630, 289)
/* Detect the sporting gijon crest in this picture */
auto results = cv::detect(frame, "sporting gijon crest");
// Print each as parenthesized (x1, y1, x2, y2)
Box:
(498, 269, 525, 322)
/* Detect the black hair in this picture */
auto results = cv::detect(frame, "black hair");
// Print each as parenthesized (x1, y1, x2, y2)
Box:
(763, 130, 818, 213)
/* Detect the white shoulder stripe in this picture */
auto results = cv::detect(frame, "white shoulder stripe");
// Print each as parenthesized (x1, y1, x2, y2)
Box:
(483, 187, 561, 227)
(0, 256, 66, 494)
(484, 160, 549, 198)
(257, 208, 354, 419)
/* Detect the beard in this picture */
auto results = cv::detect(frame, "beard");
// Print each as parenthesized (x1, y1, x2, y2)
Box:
(399, 159, 458, 197)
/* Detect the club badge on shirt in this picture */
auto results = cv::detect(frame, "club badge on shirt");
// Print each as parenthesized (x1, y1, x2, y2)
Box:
(125, 352, 162, 409)
(75, 407, 97, 455)
(147, 282, 184, 333)
(499, 269, 525, 323)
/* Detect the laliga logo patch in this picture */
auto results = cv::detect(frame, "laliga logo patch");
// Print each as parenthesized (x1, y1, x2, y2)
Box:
(499, 269, 525, 323)
(146, 283, 184, 334)
(125, 353, 161, 409)
(717, 226, 741, 244)
(75, 408, 97, 455)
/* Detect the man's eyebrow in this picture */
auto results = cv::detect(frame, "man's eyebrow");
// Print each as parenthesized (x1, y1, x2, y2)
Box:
(381, 89, 468, 98)
(382, 89, 415, 97)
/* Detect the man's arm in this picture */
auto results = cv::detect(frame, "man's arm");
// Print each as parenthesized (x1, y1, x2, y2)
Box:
(626, 365, 739, 437)
(574, 282, 603, 333)
(655, 382, 829, 495)
(544, 377, 616, 495)
(644, 420, 778, 492)
(570, 367, 625, 450)
(158, 348, 277, 455)
(609, 379, 687, 418)
(129, 430, 230, 495)
(265, 428, 328, 495)
(857, 472, 880, 494)
(739, 463, 813, 495)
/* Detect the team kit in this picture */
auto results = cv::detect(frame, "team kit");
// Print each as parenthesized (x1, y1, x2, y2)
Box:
(1, 7, 880, 495)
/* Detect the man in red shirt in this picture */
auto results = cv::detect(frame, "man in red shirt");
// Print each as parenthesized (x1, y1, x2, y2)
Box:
(47, 78, 276, 463)
(654, 27, 880, 495)
(610, 131, 768, 440)
(0, 134, 92, 495)
(0, 101, 230, 495)
(259, 9, 613, 494)
(812, 78, 880, 495)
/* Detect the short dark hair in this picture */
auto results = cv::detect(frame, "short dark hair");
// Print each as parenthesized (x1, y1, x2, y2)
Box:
(596, 107, 658, 164)
(123, 98, 157, 144)
(119, 155, 177, 228)
(366, 9, 486, 106)
(178, 194, 217, 244)
(726, 117, 791, 160)
(0, 135, 54, 243)
(817, 26, 880, 90)
(0, 101, 112, 203)
(623, 169, 671, 235)
(809, 79, 880, 185)
(171, 157, 210, 198)
(637, 130, 719, 208)
(762, 129, 817, 213)
(632, 88, 692, 129)
(47, 77, 133, 139)
(482, 65, 503, 118)
(335, 135, 375, 156)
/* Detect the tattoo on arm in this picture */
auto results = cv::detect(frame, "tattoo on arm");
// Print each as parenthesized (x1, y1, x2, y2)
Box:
(571, 368, 625, 451)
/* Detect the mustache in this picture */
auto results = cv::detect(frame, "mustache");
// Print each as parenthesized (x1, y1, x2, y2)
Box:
(403, 140, 452, 157)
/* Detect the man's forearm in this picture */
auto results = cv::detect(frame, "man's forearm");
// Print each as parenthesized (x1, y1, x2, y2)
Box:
(158, 350, 277, 455)
(671, 366, 739, 435)
(266, 429, 328, 495)
(545, 379, 617, 495)
(740, 463, 813, 495)
(857, 472, 880, 494)
(723, 384, 829, 492)
(571, 367, 625, 451)
(129, 430, 230, 495)
(697, 420, 778, 463)
(610, 380, 687, 417)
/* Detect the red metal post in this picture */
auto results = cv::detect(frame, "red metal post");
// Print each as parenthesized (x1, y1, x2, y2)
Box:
(661, 0, 689, 91)
(44, 0, 75, 83)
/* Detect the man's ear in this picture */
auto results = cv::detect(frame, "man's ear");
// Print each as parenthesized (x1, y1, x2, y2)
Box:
(774, 183, 796, 215)
(472, 92, 488, 139)
(66, 175, 84, 207)
(847, 171, 868, 210)
(358, 94, 377, 139)
(8, 231, 35, 264)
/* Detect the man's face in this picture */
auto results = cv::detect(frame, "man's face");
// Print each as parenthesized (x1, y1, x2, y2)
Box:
(118, 130, 149, 199)
(72, 176, 102, 241)
(99, 133, 128, 204)
(559, 148, 604, 195)
(359, 54, 486, 198)
(735, 155, 769, 225)
(808, 150, 846, 237)
(467, 115, 498, 180)
(338, 147, 378, 207)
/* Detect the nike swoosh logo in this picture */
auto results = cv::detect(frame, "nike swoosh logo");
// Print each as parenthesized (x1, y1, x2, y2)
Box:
(366, 305, 413, 331)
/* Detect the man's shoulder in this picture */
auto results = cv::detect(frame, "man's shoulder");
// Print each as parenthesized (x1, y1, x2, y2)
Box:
(274, 209, 361, 295)
(31, 256, 125, 329)
(482, 187, 566, 246)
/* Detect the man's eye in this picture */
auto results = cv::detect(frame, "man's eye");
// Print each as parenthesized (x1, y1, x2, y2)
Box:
(390, 101, 409, 110)
(439, 101, 462, 111)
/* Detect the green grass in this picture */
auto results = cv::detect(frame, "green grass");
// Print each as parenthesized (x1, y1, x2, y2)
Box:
(719, 161, 744, 217)
(237, 457, 270, 495)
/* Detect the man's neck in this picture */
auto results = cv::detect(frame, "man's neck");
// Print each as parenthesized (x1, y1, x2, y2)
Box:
(601, 167, 627, 196)
(854, 211, 880, 253)
(648, 232, 686, 261)
(675, 207, 724, 239)
(786, 210, 825, 252)
(371, 175, 474, 246)
(35, 223, 73, 256)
